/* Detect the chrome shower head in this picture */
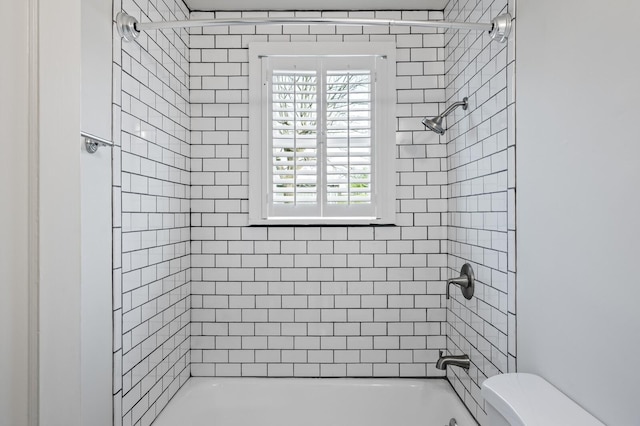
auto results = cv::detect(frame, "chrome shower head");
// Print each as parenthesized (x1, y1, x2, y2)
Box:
(422, 97, 469, 135)
(422, 116, 445, 135)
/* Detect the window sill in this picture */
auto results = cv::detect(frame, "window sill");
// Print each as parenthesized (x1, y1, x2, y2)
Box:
(248, 217, 396, 226)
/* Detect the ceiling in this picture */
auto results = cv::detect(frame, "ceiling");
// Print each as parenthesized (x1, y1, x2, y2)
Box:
(184, 0, 449, 11)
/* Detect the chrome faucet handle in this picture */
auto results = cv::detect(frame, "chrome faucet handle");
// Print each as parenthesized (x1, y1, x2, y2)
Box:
(446, 263, 475, 300)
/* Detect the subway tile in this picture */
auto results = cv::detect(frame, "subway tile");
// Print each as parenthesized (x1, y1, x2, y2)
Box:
(114, 6, 515, 426)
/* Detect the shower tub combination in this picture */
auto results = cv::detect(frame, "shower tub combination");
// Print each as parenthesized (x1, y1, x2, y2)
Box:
(152, 377, 477, 426)
(115, 8, 509, 426)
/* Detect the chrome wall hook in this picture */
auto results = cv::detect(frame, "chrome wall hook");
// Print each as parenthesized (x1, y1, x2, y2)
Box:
(82, 132, 114, 154)
(446, 263, 475, 300)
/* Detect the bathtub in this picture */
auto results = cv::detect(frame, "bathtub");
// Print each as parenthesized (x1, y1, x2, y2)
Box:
(152, 378, 477, 426)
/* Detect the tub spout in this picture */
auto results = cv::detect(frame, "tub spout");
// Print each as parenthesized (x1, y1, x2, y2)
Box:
(436, 350, 470, 371)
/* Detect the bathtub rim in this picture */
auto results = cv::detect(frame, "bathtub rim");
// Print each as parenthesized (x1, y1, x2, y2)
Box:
(152, 376, 479, 426)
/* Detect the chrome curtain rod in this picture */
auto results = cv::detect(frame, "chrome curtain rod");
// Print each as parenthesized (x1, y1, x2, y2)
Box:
(117, 12, 512, 44)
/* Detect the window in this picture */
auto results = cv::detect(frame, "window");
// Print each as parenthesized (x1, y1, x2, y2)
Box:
(249, 43, 396, 225)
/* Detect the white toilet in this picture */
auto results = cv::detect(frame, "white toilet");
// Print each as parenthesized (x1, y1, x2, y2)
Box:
(481, 373, 605, 426)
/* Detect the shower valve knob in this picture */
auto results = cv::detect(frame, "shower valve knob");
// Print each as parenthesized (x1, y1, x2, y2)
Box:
(445, 263, 475, 300)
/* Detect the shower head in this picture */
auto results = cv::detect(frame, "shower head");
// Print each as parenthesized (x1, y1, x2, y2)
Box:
(422, 116, 445, 135)
(422, 97, 469, 135)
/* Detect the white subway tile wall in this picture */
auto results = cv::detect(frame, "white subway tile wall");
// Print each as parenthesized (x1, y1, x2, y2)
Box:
(443, 0, 516, 423)
(108, 3, 517, 425)
(112, 0, 192, 425)
(189, 10, 450, 379)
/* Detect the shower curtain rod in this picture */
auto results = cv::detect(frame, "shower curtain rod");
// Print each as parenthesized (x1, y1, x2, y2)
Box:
(116, 12, 511, 44)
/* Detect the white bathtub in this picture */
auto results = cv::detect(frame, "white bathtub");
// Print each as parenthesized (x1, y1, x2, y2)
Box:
(152, 378, 477, 426)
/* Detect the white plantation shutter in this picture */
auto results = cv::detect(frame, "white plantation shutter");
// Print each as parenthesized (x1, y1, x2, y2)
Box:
(249, 43, 396, 225)
(269, 64, 320, 217)
(324, 60, 375, 218)
(266, 56, 378, 219)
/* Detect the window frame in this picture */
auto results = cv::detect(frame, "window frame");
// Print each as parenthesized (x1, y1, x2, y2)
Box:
(248, 42, 396, 225)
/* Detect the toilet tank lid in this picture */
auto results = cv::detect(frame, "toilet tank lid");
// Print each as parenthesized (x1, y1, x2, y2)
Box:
(481, 374, 604, 426)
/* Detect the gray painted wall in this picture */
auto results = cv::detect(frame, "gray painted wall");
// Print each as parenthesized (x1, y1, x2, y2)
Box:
(517, 1, 640, 425)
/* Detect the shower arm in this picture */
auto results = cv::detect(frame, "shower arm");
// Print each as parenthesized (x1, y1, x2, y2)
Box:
(440, 98, 469, 118)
